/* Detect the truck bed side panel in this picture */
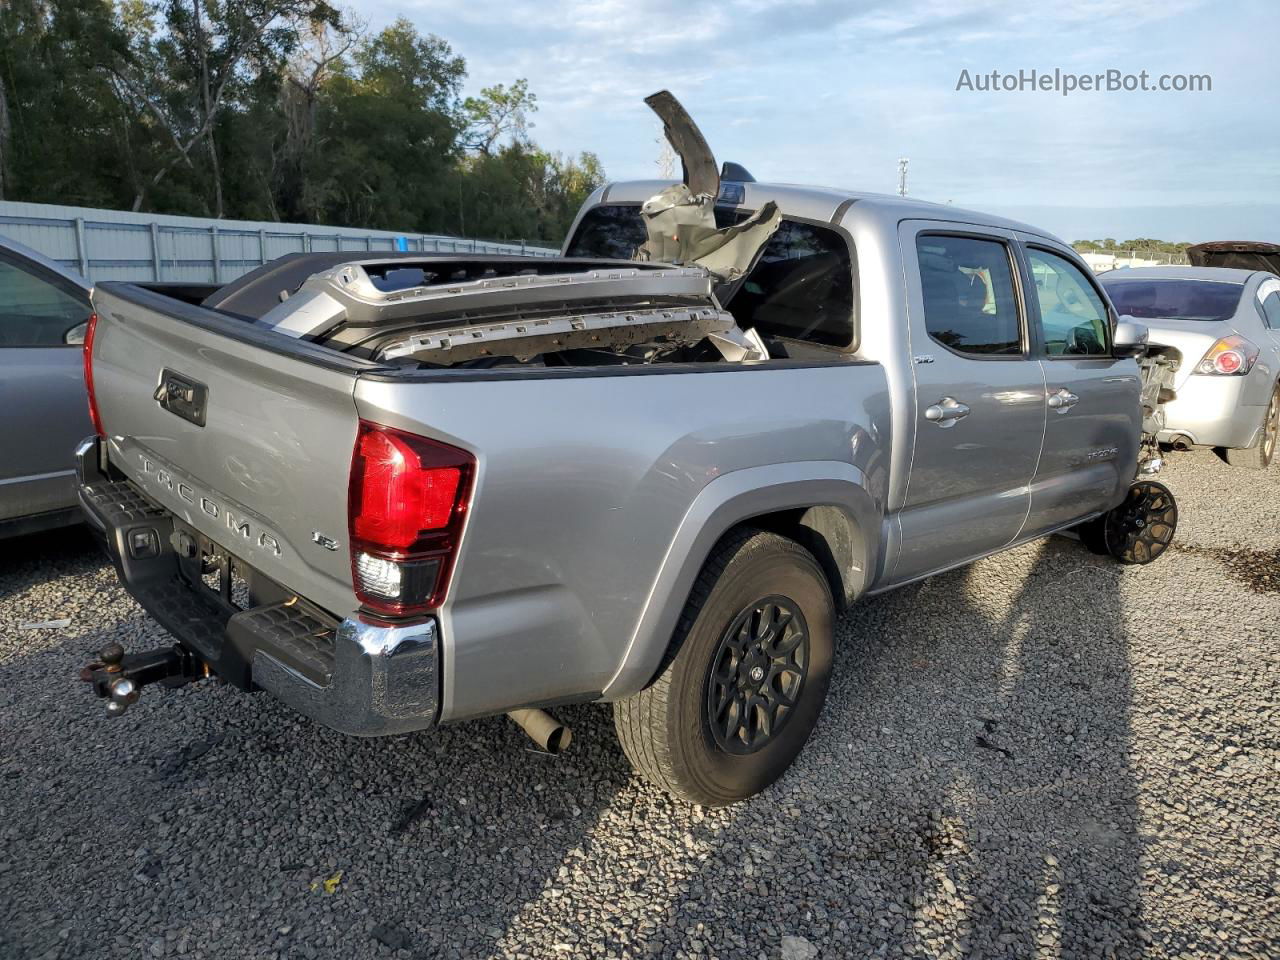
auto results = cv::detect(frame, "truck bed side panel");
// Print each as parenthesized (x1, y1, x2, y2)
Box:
(353, 363, 892, 721)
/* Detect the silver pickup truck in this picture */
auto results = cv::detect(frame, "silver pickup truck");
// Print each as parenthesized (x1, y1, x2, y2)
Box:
(76, 101, 1178, 805)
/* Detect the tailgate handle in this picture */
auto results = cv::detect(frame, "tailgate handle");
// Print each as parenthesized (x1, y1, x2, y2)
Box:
(154, 369, 208, 427)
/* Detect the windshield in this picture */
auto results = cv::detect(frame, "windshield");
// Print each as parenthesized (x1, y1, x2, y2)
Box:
(1101, 277, 1244, 321)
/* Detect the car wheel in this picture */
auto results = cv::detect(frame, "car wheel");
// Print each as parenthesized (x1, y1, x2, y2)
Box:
(1224, 386, 1279, 470)
(1099, 480, 1178, 564)
(613, 529, 834, 806)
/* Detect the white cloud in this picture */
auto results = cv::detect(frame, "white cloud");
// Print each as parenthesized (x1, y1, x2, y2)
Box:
(360, 0, 1278, 233)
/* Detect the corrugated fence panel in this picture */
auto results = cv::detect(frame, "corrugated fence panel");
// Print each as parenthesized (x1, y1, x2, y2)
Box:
(0, 200, 559, 283)
(265, 234, 305, 259)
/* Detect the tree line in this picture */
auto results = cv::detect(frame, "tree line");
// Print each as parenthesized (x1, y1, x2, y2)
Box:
(1073, 239, 1190, 255)
(0, 1, 604, 245)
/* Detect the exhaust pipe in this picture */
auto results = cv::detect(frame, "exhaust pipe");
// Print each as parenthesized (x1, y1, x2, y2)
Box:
(507, 708, 572, 754)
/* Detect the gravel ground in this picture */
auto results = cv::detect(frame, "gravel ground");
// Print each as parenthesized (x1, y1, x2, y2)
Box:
(2, 450, 1277, 960)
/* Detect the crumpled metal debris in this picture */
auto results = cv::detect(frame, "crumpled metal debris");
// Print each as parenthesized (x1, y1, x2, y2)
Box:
(637, 184, 781, 281)
(638, 90, 781, 281)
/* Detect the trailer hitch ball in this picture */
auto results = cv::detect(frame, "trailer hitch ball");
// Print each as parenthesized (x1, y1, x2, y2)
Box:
(81, 641, 203, 716)
(95, 643, 140, 715)
(108, 676, 140, 713)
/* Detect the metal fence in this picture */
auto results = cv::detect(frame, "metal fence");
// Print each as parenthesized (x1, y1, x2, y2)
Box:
(1077, 249, 1191, 273)
(0, 200, 560, 284)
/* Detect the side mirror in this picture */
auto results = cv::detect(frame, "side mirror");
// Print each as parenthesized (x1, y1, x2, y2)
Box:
(64, 320, 88, 346)
(1113, 317, 1148, 358)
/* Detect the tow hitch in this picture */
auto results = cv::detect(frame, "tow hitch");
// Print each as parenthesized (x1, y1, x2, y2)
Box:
(79, 642, 208, 716)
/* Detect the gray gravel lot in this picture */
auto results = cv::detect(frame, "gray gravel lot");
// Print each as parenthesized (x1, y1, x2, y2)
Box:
(2, 450, 1277, 960)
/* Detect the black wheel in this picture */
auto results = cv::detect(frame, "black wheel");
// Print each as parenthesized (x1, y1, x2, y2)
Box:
(1100, 480, 1178, 564)
(613, 529, 834, 806)
(1224, 386, 1279, 470)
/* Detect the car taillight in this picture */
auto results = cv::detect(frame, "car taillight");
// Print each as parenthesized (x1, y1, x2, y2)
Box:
(1194, 335, 1258, 376)
(83, 313, 105, 436)
(348, 420, 474, 617)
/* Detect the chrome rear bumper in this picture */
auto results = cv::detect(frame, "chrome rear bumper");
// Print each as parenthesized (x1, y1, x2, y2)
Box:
(75, 435, 440, 736)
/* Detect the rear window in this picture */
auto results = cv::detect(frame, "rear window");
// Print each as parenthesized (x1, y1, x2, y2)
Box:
(1101, 278, 1244, 322)
(566, 203, 856, 348)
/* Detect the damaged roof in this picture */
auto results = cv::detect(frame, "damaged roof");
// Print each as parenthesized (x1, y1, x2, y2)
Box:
(589, 179, 1052, 239)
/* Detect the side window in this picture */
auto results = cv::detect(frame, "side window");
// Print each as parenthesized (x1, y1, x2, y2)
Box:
(0, 258, 88, 347)
(1025, 248, 1110, 357)
(916, 235, 1022, 356)
(723, 219, 855, 348)
(1260, 290, 1280, 330)
(565, 203, 857, 348)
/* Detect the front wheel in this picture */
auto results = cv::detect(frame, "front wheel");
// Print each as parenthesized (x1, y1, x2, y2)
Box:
(613, 529, 835, 806)
(1224, 386, 1279, 470)
(1079, 480, 1178, 565)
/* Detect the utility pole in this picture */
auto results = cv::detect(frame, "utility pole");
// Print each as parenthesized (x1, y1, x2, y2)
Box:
(897, 157, 909, 197)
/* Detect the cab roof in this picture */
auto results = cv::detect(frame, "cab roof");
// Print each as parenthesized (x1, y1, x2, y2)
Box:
(597, 179, 1056, 241)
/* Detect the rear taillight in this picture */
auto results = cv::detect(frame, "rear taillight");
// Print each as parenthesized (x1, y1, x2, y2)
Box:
(348, 420, 474, 617)
(82, 313, 105, 436)
(1194, 335, 1258, 376)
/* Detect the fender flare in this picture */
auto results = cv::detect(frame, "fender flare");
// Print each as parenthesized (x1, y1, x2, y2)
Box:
(601, 460, 881, 699)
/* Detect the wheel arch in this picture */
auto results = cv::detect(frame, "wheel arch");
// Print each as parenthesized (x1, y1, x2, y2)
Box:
(601, 461, 880, 700)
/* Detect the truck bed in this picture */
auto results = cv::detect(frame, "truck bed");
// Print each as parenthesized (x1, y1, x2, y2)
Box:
(87, 274, 890, 721)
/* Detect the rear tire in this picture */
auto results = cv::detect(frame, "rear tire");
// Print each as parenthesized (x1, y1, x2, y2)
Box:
(613, 529, 834, 806)
(1224, 386, 1279, 470)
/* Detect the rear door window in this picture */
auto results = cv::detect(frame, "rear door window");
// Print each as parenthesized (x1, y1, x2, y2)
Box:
(565, 203, 856, 348)
(915, 235, 1022, 356)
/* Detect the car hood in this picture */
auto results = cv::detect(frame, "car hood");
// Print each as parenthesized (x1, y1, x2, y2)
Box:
(1186, 241, 1280, 276)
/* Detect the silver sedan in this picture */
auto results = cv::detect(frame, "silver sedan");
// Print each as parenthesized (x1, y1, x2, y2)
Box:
(0, 236, 94, 536)
(1101, 265, 1280, 469)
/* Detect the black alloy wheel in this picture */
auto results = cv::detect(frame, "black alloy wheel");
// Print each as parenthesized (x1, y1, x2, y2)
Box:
(1103, 480, 1178, 564)
(705, 597, 809, 755)
(612, 529, 835, 806)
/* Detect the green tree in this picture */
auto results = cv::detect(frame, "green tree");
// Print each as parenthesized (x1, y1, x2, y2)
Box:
(305, 18, 465, 229)
(0, 0, 133, 204)
(463, 78, 536, 156)
(107, 0, 339, 215)
(0, 6, 603, 243)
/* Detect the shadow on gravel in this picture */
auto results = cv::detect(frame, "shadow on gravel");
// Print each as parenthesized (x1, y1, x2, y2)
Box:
(2, 528, 1147, 960)
(629, 537, 1147, 958)
(1, 566, 638, 959)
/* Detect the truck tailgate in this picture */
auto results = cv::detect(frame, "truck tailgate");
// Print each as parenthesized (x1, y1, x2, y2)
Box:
(90, 284, 367, 617)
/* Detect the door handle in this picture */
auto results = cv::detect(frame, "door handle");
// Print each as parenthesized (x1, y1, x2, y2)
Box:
(924, 397, 971, 428)
(1048, 388, 1079, 413)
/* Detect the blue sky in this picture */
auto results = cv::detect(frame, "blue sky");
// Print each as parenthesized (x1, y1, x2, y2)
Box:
(371, 0, 1279, 243)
